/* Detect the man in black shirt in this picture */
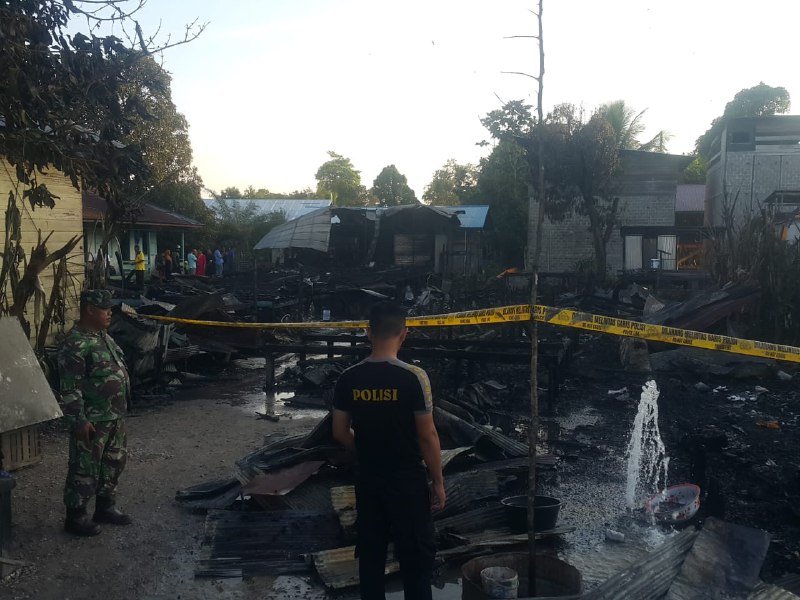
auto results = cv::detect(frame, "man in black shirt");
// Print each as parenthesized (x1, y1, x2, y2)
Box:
(333, 302, 446, 600)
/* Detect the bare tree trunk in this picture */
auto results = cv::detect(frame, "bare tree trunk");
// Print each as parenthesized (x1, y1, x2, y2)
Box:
(527, 0, 545, 594)
(584, 195, 618, 284)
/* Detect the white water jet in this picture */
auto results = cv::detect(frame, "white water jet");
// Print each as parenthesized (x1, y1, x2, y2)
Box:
(625, 380, 669, 509)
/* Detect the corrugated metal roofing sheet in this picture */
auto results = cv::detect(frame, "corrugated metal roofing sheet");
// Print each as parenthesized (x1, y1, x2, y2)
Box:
(203, 198, 332, 221)
(438, 470, 499, 518)
(676, 184, 706, 213)
(241, 460, 325, 496)
(749, 585, 800, 600)
(282, 477, 336, 512)
(441, 446, 474, 470)
(196, 509, 341, 578)
(774, 574, 800, 595)
(0, 317, 63, 432)
(339, 204, 488, 229)
(310, 544, 399, 590)
(435, 505, 508, 534)
(252, 207, 332, 251)
(330, 485, 357, 529)
(433, 205, 491, 229)
(476, 424, 529, 458)
(582, 528, 699, 599)
(667, 518, 770, 600)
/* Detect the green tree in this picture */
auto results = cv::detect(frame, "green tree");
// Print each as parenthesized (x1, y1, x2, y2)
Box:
(242, 185, 272, 198)
(108, 56, 213, 229)
(696, 82, 791, 158)
(477, 141, 529, 266)
(315, 151, 363, 206)
(0, 0, 204, 333)
(422, 159, 481, 205)
(213, 198, 286, 249)
(597, 100, 672, 152)
(680, 156, 709, 184)
(0, 1, 205, 211)
(116, 57, 193, 185)
(482, 101, 623, 276)
(371, 165, 417, 206)
(147, 169, 212, 224)
(219, 186, 243, 199)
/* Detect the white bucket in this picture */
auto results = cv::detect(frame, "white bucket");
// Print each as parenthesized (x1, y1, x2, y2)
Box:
(481, 566, 519, 599)
(650, 258, 661, 270)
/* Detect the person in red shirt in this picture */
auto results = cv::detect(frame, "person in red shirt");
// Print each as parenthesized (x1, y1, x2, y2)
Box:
(196, 248, 207, 277)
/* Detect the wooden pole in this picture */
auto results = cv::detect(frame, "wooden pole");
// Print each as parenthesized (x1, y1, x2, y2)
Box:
(527, 0, 546, 594)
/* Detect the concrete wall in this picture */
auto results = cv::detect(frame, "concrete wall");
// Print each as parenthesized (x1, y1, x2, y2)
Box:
(0, 162, 85, 344)
(535, 150, 687, 274)
(538, 193, 676, 273)
(708, 152, 800, 226)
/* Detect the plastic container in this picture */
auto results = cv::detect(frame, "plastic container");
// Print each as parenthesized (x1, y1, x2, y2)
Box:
(645, 483, 701, 524)
(462, 553, 582, 600)
(500, 495, 561, 533)
(481, 566, 519, 598)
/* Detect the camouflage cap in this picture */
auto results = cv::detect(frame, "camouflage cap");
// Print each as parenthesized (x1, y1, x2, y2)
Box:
(80, 289, 113, 309)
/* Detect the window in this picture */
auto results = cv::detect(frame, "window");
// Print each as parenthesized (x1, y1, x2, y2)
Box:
(728, 125, 755, 151)
(624, 234, 677, 270)
(731, 131, 751, 144)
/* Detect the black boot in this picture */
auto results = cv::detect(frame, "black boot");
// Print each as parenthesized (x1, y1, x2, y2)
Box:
(64, 507, 101, 537)
(93, 496, 132, 525)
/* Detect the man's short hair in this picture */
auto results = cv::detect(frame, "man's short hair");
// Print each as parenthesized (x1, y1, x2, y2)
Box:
(368, 301, 407, 339)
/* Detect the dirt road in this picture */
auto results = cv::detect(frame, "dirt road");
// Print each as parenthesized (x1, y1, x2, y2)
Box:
(2, 369, 321, 600)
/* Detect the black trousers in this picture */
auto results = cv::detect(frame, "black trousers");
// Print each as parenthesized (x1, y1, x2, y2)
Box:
(356, 470, 435, 600)
(135, 270, 144, 289)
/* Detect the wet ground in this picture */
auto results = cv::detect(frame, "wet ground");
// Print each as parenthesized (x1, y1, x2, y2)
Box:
(3, 335, 797, 599)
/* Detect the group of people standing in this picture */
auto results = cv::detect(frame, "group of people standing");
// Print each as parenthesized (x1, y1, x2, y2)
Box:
(187, 247, 235, 277)
(154, 246, 235, 281)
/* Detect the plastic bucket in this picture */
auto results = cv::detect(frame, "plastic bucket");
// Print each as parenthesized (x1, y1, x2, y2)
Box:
(462, 553, 582, 600)
(481, 566, 519, 599)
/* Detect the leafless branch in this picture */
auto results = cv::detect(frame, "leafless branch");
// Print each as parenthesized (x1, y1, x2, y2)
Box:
(69, 1, 206, 54)
(503, 35, 540, 40)
(501, 71, 541, 82)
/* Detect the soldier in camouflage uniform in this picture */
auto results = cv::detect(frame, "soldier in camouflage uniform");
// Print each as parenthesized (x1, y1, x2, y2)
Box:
(57, 290, 132, 536)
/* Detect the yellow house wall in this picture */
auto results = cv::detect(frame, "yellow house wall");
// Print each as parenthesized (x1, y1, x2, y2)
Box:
(0, 162, 85, 345)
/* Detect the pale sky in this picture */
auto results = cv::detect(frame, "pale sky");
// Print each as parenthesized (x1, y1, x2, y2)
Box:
(117, 0, 800, 197)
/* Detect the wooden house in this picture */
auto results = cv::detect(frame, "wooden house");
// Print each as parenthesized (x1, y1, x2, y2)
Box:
(0, 163, 85, 344)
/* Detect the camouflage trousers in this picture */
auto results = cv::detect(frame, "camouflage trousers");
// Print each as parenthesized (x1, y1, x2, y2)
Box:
(64, 419, 127, 510)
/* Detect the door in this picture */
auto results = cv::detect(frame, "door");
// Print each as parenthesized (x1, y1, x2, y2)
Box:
(657, 235, 677, 270)
(624, 235, 643, 270)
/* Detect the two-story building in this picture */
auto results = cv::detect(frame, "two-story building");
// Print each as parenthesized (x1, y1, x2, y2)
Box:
(705, 115, 800, 228)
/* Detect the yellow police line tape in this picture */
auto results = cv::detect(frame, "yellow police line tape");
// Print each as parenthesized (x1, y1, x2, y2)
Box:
(121, 304, 800, 363)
